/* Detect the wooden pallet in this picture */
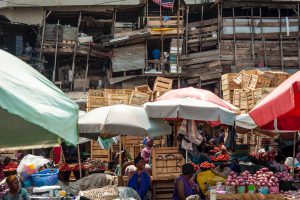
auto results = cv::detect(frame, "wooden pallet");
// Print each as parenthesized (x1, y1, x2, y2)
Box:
(129, 91, 150, 106)
(154, 77, 173, 92)
(153, 179, 175, 200)
(152, 147, 185, 181)
(107, 94, 129, 105)
(90, 141, 111, 163)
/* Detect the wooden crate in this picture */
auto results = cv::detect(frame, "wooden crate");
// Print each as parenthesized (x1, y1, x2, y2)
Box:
(241, 72, 251, 89)
(222, 89, 234, 104)
(107, 94, 129, 105)
(154, 77, 173, 92)
(153, 179, 175, 200)
(90, 141, 111, 162)
(247, 74, 258, 90)
(253, 88, 262, 105)
(152, 147, 185, 180)
(233, 70, 245, 85)
(135, 85, 152, 94)
(233, 89, 243, 107)
(88, 89, 104, 97)
(87, 96, 106, 108)
(261, 87, 275, 99)
(273, 72, 290, 86)
(129, 91, 150, 106)
(221, 73, 240, 91)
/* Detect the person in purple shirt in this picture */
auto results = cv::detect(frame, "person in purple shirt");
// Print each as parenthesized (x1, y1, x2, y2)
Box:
(141, 137, 153, 164)
(173, 163, 199, 200)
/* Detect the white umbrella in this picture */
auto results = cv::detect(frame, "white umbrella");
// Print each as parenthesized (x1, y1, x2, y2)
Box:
(235, 114, 257, 129)
(144, 97, 236, 125)
(78, 105, 171, 139)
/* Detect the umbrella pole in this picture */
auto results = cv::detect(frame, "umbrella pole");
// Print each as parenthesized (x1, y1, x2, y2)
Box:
(185, 149, 188, 163)
(77, 144, 82, 179)
(292, 132, 297, 178)
(119, 135, 122, 176)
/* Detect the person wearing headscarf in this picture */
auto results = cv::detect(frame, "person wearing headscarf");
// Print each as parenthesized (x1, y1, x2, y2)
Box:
(173, 163, 199, 200)
(2, 175, 29, 200)
(128, 156, 151, 200)
(141, 137, 153, 164)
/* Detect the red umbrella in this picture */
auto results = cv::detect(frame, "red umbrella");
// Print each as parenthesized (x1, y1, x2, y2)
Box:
(249, 71, 300, 131)
(157, 87, 233, 111)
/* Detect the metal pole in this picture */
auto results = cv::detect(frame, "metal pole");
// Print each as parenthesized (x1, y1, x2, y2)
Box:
(39, 10, 47, 61)
(83, 43, 91, 92)
(77, 144, 82, 179)
(292, 132, 297, 178)
(71, 11, 82, 91)
(119, 135, 122, 176)
(52, 20, 60, 83)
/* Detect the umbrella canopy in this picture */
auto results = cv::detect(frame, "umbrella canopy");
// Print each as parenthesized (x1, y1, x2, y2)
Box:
(78, 105, 171, 139)
(144, 97, 236, 125)
(157, 87, 234, 111)
(249, 71, 300, 131)
(235, 114, 257, 130)
(0, 50, 79, 150)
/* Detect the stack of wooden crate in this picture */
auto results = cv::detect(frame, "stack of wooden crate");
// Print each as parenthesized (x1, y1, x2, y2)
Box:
(153, 77, 173, 101)
(221, 69, 290, 113)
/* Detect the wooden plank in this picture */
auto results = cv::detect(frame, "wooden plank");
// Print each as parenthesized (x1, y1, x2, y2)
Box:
(188, 18, 218, 28)
(180, 55, 220, 66)
(180, 50, 219, 60)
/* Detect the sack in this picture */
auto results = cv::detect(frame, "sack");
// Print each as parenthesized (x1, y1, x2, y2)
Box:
(196, 170, 225, 196)
(17, 154, 49, 177)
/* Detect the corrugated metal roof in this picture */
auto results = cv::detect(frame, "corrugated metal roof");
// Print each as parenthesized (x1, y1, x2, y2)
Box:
(0, 0, 141, 8)
(185, 0, 300, 5)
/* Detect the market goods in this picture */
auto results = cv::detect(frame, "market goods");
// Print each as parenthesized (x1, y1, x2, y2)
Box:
(79, 185, 119, 200)
(215, 154, 230, 162)
(58, 164, 72, 171)
(191, 162, 200, 172)
(250, 150, 276, 162)
(200, 162, 215, 169)
(3, 162, 18, 172)
(283, 191, 300, 199)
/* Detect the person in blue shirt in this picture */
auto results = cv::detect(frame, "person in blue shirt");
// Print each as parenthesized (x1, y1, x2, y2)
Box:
(152, 48, 161, 71)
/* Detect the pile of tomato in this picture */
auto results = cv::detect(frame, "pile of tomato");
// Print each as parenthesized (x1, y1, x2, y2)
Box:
(215, 154, 230, 162)
(3, 162, 18, 172)
(199, 161, 215, 169)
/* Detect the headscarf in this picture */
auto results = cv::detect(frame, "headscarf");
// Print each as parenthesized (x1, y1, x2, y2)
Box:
(143, 137, 152, 146)
(182, 163, 195, 175)
(6, 175, 17, 186)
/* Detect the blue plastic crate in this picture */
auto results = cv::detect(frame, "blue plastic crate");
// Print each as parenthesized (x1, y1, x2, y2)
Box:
(31, 169, 58, 187)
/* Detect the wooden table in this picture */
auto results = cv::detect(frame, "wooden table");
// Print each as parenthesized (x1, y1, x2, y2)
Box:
(216, 193, 285, 200)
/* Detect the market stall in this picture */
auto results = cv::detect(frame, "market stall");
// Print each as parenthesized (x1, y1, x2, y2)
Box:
(145, 87, 237, 199)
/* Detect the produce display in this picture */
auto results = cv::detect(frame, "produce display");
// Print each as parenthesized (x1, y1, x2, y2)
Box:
(250, 150, 276, 162)
(3, 162, 18, 172)
(215, 154, 230, 162)
(283, 191, 300, 199)
(200, 162, 215, 169)
(225, 168, 293, 194)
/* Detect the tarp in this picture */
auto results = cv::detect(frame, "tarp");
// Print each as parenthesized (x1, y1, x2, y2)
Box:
(0, 50, 79, 150)
(249, 71, 300, 131)
(235, 114, 257, 130)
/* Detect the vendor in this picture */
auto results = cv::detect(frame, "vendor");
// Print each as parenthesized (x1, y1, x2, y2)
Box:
(215, 145, 228, 157)
(173, 163, 199, 200)
(217, 129, 225, 146)
(141, 137, 153, 164)
(212, 162, 232, 179)
(2, 175, 29, 200)
(270, 154, 286, 172)
(128, 156, 151, 200)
